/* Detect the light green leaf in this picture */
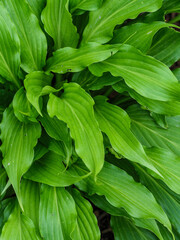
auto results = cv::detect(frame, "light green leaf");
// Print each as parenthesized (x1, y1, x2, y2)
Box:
(24, 151, 90, 186)
(135, 164, 180, 234)
(26, 0, 46, 21)
(69, 188, 100, 240)
(13, 87, 38, 123)
(39, 185, 77, 240)
(76, 162, 171, 232)
(127, 104, 180, 156)
(111, 216, 157, 240)
(145, 147, 180, 195)
(148, 28, 180, 67)
(89, 44, 180, 102)
(45, 42, 121, 74)
(21, 179, 40, 234)
(173, 68, 180, 81)
(113, 81, 180, 116)
(3, 0, 47, 73)
(110, 21, 171, 53)
(0, 168, 7, 196)
(0, 2, 21, 88)
(81, 0, 162, 44)
(94, 96, 160, 175)
(41, 0, 79, 49)
(69, 0, 103, 14)
(47, 83, 104, 176)
(0, 106, 41, 208)
(0, 202, 40, 240)
(24, 71, 55, 115)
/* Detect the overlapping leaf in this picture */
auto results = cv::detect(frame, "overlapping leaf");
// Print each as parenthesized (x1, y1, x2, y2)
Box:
(3, 0, 47, 73)
(26, 0, 46, 21)
(47, 83, 104, 176)
(69, 0, 103, 14)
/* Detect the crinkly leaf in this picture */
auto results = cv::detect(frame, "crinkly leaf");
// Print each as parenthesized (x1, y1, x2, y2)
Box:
(0, 106, 41, 208)
(89, 44, 180, 102)
(39, 185, 77, 240)
(41, 0, 79, 49)
(3, 0, 47, 73)
(94, 96, 160, 175)
(82, 0, 162, 44)
(0, 2, 21, 88)
(46, 43, 121, 74)
(47, 83, 104, 176)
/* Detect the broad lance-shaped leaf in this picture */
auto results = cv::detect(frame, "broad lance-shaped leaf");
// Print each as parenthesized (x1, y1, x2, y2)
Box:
(75, 161, 171, 233)
(69, 0, 103, 14)
(148, 28, 180, 67)
(0, 202, 40, 240)
(24, 151, 90, 186)
(45, 42, 121, 74)
(26, 0, 46, 21)
(3, 0, 47, 73)
(39, 185, 77, 240)
(113, 81, 180, 116)
(145, 147, 180, 195)
(127, 104, 180, 156)
(69, 188, 100, 240)
(47, 83, 104, 176)
(21, 179, 40, 235)
(94, 96, 160, 175)
(24, 71, 56, 115)
(111, 216, 158, 240)
(41, 0, 79, 49)
(81, 0, 162, 44)
(0, 2, 21, 88)
(89, 44, 180, 102)
(0, 106, 41, 208)
(110, 21, 172, 53)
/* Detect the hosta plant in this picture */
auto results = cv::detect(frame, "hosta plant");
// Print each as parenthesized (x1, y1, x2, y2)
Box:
(0, 0, 180, 239)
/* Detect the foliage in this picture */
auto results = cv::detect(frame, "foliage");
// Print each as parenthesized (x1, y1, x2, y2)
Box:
(0, 0, 180, 239)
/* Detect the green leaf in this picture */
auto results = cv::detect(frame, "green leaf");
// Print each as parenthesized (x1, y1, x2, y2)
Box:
(41, 0, 79, 49)
(24, 71, 55, 115)
(81, 0, 162, 44)
(76, 162, 171, 232)
(0, 106, 41, 208)
(111, 216, 157, 240)
(69, 188, 100, 240)
(127, 104, 180, 156)
(113, 81, 180, 116)
(21, 179, 40, 234)
(45, 42, 121, 74)
(69, 0, 103, 14)
(89, 44, 180, 102)
(26, 0, 46, 21)
(148, 28, 180, 67)
(110, 21, 171, 53)
(94, 96, 160, 175)
(0, 168, 7, 196)
(24, 151, 90, 186)
(0, 202, 40, 240)
(135, 164, 180, 234)
(145, 147, 180, 195)
(13, 87, 38, 123)
(47, 83, 104, 176)
(0, 2, 21, 88)
(39, 185, 76, 240)
(3, 0, 47, 73)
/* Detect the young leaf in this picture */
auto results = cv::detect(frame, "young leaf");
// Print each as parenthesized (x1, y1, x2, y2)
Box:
(41, 0, 79, 49)
(39, 185, 77, 240)
(69, 0, 103, 14)
(69, 188, 100, 240)
(89, 44, 180, 102)
(94, 96, 160, 175)
(47, 83, 104, 176)
(0, 106, 41, 208)
(3, 0, 47, 73)
(0, 2, 21, 88)
(45, 42, 121, 74)
(0, 202, 40, 240)
(81, 0, 162, 44)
